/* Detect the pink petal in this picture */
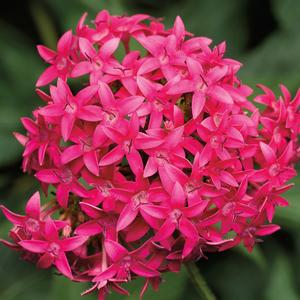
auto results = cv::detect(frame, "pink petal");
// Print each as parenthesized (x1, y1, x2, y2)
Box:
(61, 145, 82, 164)
(78, 105, 103, 121)
(71, 61, 93, 77)
(38, 142, 48, 166)
(37, 252, 54, 269)
(198, 144, 212, 167)
(173, 16, 185, 40)
(21, 117, 39, 135)
(98, 81, 116, 108)
(99, 145, 124, 166)
(164, 126, 184, 149)
(121, 77, 138, 95)
(74, 221, 103, 236)
(256, 224, 280, 236)
(57, 30, 73, 55)
(93, 264, 118, 282)
(61, 235, 88, 251)
(131, 261, 160, 277)
(166, 79, 194, 95)
(0, 205, 25, 225)
(154, 218, 176, 241)
(56, 184, 70, 208)
(192, 91, 205, 119)
(278, 141, 294, 165)
(83, 151, 99, 176)
(140, 205, 168, 219)
(101, 126, 124, 144)
(61, 113, 75, 141)
(25, 191, 41, 219)
(45, 218, 59, 241)
(171, 182, 186, 208)
(220, 171, 238, 187)
(137, 58, 160, 75)
(182, 238, 198, 258)
(80, 202, 105, 219)
(118, 96, 145, 115)
(117, 204, 139, 231)
(104, 239, 128, 262)
(55, 252, 73, 279)
(186, 57, 203, 76)
(135, 133, 164, 149)
(125, 220, 149, 242)
(179, 217, 198, 239)
(36, 66, 58, 87)
(143, 157, 158, 177)
(37, 45, 56, 63)
(19, 240, 48, 253)
(126, 149, 143, 176)
(93, 124, 109, 147)
(259, 142, 276, 163)
(184, 201, 208, 218)
(208, 85, 233, 104)
(99, 37, 120, 59)
(137, 76, 157, 99)
(162, 164, 188, 186)
(39, 104, 63, 117)
(76, 85, 98, 105)
(35, 169, 60, 184)
(79, 37, 97, 58)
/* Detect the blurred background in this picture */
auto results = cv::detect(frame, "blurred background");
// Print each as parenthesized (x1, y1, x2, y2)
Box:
(0, 0, 300, 299)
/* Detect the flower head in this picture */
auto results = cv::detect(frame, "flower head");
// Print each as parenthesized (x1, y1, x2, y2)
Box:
(1, 9, 299, 300)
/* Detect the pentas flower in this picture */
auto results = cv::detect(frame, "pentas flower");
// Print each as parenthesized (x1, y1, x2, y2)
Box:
(251, 141, 296, 187)
(39, 78, 101, 141)
(36, 30, 74, 86)
(1, 192, 43, 239)
(1, 10, 300, 300)
(35, 165, 89, 208)
(19, 218, 88, 278)
(71, 37, 120, 78)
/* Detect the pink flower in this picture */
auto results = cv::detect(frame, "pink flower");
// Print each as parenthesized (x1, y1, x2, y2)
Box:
(35, 166, 89, 208)
(92, 240, 160, 282)
(251, 141, 296, 186)
(39, 79, 100, 141)
(1, 192, 43, 238)
(19, 218, 88, 278)
(1, 9, 299, 300)
(71, 37, 120, 78)
(36, 30, 74, 86)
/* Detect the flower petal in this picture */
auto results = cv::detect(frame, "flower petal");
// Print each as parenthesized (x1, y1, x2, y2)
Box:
(25, 191, 41, 219)
(104, 239, 128, 262)
(117, 204, 139, 231)
(19, 240, 48, 253)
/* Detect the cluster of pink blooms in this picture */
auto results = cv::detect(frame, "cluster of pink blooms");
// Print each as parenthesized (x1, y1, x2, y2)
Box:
(1, 10, 300, 300)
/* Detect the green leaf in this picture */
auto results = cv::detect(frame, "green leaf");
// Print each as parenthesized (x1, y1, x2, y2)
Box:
(239, 30, 300, 92)
(0, 247, 52, 300)
(272, 0, 300, 32)
(233, 244, 267, 270)
(200, 250, 267, 300)
(264, 252, 299, 300)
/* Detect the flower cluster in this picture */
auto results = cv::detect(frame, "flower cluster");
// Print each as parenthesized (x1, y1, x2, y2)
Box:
(1, 10, 299, 299)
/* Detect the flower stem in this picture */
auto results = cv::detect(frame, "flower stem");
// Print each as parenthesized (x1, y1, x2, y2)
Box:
(185, 262, 216, 300)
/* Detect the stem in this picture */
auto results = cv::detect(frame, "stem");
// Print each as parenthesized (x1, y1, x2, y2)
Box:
(185, 262, 216, 300)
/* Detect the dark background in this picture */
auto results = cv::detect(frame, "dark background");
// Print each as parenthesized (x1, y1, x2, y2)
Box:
(0, 1, 300, 299)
